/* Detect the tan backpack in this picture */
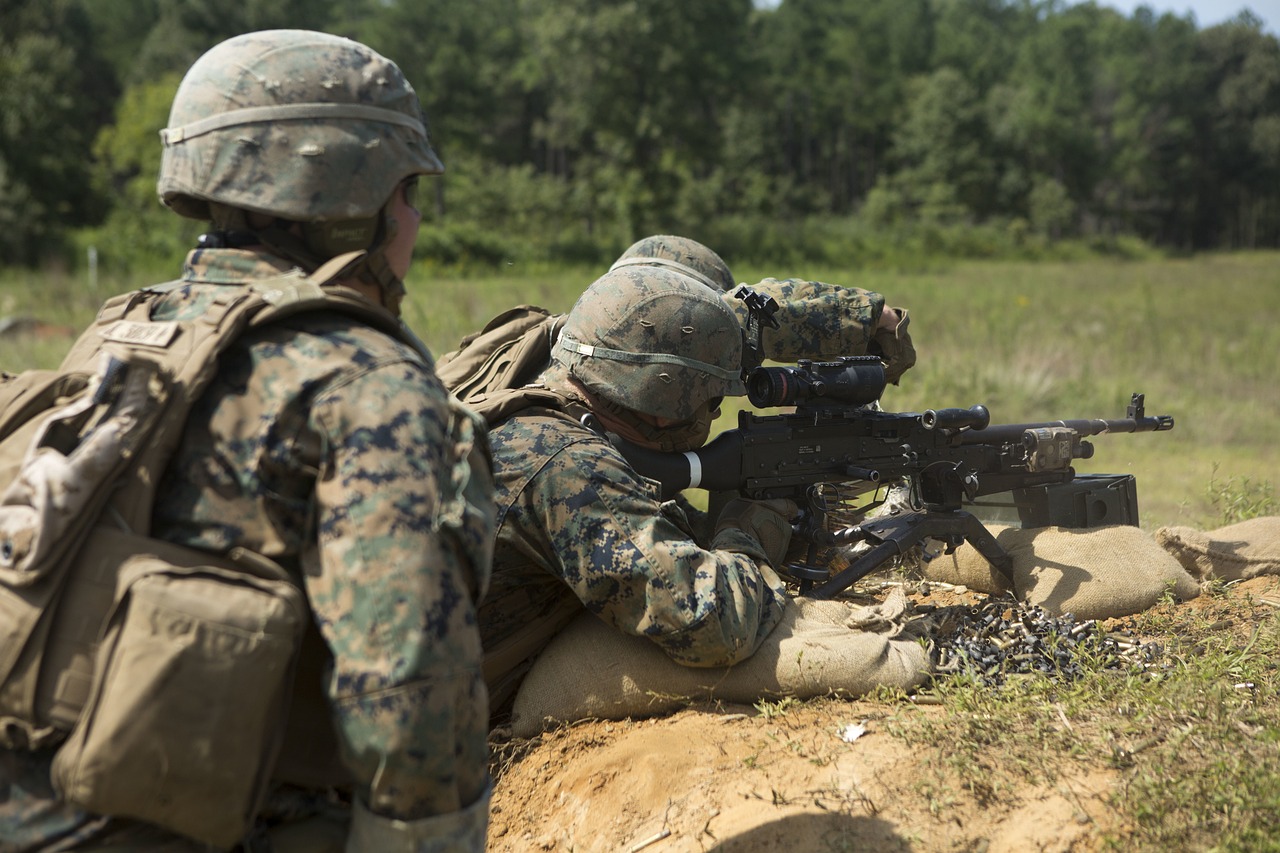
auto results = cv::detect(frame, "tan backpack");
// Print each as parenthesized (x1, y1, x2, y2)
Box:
(0, 254, 416, 849)
(435, 304, 569, 425)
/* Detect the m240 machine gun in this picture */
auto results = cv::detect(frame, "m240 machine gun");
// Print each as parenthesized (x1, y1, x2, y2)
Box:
(615, 353, 1174, 599)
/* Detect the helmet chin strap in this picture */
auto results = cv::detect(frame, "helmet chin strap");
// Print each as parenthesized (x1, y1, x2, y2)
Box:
(349, 216, 406, 316)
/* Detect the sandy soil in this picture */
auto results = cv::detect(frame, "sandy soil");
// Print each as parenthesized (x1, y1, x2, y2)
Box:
(487, 576, 1280, 853)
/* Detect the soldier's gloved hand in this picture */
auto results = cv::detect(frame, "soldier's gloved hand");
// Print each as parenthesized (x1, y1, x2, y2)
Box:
(870, 307, 916, 385)
(713, 498, 799, 567)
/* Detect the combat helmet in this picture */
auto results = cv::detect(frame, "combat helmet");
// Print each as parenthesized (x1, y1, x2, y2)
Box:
(552, 266, 746, 423)
(610, 235, 737, 293)
(157, 29, 442, 306)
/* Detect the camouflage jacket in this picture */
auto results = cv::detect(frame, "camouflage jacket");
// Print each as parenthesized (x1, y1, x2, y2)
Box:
(725, 277, 886, 361)
(1, 249, 495, 849)
(480, 403, 789, 712)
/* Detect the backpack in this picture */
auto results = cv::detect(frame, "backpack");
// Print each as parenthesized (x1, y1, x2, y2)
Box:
(0, 252, 418, 848)
(435, 304, 570, 425)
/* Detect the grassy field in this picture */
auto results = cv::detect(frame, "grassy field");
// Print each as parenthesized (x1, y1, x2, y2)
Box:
(2, 251, 1276, 529)
(3, 251, 1277, 849)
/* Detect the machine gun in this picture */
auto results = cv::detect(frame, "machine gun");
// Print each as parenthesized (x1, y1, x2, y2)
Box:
(612, 353, 1174, 600)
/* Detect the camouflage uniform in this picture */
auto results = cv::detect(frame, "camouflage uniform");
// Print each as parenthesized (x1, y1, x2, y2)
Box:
(480, 403, 790, 710)
(0, 248, 495, 851)
(609, 236, 912, 373)
(472, 267, 792, 713)
(2, 28, 494, 853)
(727, 277, 884, 361)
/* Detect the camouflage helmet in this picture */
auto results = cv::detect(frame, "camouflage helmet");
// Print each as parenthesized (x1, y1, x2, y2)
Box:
(610, 235, 737, 293)
(158, 29, 442, 225)
(552, 266, 747, 420)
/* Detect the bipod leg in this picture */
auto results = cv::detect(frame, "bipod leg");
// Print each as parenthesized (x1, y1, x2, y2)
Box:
(803, 509, 1012, 599)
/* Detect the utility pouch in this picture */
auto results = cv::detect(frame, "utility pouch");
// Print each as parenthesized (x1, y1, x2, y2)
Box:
(50, 552, 307, 850)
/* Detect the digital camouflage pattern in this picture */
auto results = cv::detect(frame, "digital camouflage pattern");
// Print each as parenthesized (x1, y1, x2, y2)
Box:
(553, 266, 746, 421)
(725, 277, 885, 361)
(158, 29, 443, 224)
(0, 248, 495, 849)
(480, 405, 790, 713)
(607, 235, 910, 372)
(610, 234, 737, 292)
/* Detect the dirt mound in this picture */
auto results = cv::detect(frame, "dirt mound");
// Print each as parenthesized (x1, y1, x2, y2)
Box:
(488, 576, 1280, 852)
(489, 701, 1120, 852)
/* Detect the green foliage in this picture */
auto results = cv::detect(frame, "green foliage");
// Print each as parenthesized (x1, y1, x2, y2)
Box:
(0, 0, 115, 265)
(80, 74, 193, 272)
(1, 0, 1279, 269)
(1205, 463, 1278, 526)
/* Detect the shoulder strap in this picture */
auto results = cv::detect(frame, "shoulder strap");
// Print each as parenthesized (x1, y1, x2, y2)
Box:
(56, 255, 419, 536)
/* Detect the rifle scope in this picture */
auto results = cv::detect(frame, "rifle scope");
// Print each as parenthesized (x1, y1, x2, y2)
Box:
(747, 356, 886, 408)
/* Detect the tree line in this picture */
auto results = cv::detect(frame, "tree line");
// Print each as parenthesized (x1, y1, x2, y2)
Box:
(3, 0, 1278, 271)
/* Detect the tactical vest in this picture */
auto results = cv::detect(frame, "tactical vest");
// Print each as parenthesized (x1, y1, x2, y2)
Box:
(0, 252, 420, 849)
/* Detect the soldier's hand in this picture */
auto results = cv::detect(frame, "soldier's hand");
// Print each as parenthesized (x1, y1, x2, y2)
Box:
(870, 307, 916, 384)
(714, 498, 798, 567)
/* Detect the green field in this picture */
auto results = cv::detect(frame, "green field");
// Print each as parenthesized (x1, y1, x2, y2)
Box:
(3, 251, 1276, 531)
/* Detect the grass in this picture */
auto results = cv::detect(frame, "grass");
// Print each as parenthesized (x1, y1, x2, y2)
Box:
(1, 251, 1275, 530)
(883, 588, 1280, 851)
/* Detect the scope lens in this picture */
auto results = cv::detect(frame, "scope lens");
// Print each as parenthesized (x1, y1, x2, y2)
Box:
(747, 367, 796, 407)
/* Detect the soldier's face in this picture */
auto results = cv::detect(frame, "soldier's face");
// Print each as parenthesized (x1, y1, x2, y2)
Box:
(385, 177, 422, 280)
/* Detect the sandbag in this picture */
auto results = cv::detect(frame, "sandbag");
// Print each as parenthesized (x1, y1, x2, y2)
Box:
(509, 593, 931, 737)
(1155, 516, 1280, 581)
(924, 524, 1200, 619)
(920, 541, 1014, 595)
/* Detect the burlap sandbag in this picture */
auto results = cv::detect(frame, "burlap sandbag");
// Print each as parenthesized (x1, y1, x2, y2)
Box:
(924, 525, 1200, 618)
(1155, 516, 1280, 581)
(509, 593, 930, 737)
(921, 535, 1015, 595)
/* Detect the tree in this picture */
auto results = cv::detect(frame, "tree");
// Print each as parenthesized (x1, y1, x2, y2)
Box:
(888, 66, 997, 223)
(88, 74, 196, 267)
(1089, 8, 1203, 244)
(753, 0, 935, 214)
(1191, 15, 1280, 247)
(517, 0, 754, 240)
(0, 0, 116, 265)
(985, 3, 1105, 235)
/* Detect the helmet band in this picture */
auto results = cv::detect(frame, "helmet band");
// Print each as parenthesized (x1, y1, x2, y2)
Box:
(161, 102, 426, 145)
(554, 332, 741, 383)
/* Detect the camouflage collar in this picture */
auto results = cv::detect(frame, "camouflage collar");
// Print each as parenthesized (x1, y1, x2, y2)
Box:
(181, 248, 300, 285)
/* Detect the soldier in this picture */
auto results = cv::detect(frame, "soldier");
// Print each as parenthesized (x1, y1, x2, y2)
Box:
(0, 30, 494, 852)
(475, 266, 799, 714)
(608, 234, 916, 383)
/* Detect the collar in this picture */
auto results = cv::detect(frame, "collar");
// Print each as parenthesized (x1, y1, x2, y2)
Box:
(182, 247, 300, 285)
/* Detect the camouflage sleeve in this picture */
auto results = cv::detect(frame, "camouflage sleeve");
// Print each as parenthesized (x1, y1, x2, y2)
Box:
(304, 358, 494, 822)
(508, 422, 789, 667)
(725, 278, 886, 361)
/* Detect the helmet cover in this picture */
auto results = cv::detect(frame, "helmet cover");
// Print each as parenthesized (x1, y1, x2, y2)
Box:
(610, 235, 736, 293)
(553, 266, 746, 420)
(158, 29, 442, 223)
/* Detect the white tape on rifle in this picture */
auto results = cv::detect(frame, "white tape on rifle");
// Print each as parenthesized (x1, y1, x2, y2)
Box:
(685, 451, 702, 489)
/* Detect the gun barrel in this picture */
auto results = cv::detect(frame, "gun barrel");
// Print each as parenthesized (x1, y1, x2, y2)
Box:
(956, 413, 1174, 445)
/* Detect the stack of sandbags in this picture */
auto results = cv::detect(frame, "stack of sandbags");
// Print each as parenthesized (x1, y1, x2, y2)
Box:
(923, 524, 1201, 619)
(1154, 516, 1280, 581)
(509, 592, 929, 737)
